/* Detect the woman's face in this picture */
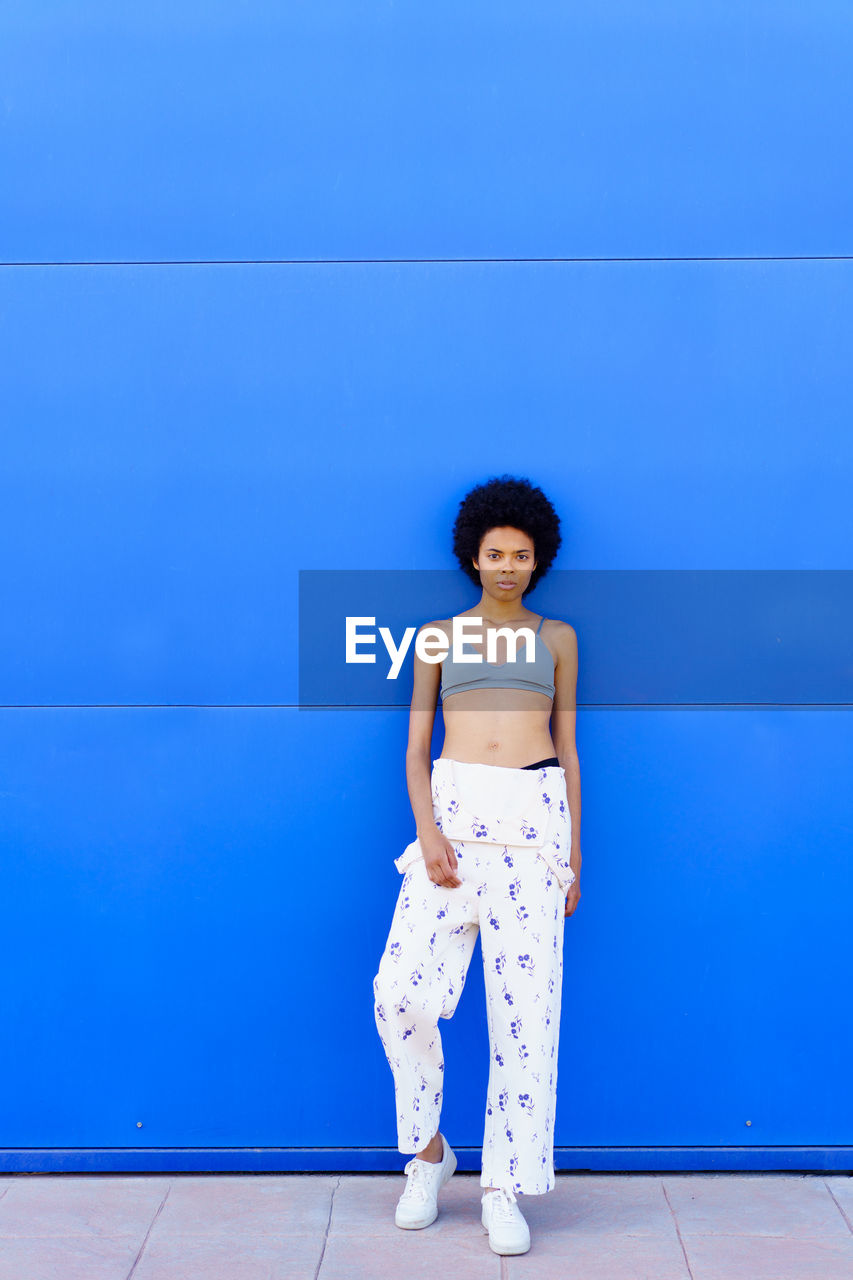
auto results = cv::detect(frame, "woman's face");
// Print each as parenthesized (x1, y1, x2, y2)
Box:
(473, 526, 537, 604)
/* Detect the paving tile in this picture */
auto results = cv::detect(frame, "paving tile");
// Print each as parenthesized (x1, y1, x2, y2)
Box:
(0, 1175, 171, 1239)
(0, 1234, 139, 1280)
(318, 1230, 501, 1279)
(332, 1173, 679, 1242)
(328, 1179, 689, 1280)
(133, 1232, 324, 1280)
(824, 1175, 853, 1229)
(683, 1232, 853, 1280)
(522, 1175, 677, 1239)
(504, 1233, 690, 1279)
(156, 1174, 336, 1237)
(331, 1172, 488, 1238)
(663, 1173, 849, 1239)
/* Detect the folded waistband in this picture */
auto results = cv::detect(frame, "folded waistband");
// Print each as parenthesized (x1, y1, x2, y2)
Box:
(433, 756, 564, 777)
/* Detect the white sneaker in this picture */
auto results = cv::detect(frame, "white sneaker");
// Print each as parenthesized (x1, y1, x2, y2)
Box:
(481, 1187, 531, 1255)
(395, 1134, 457, 1229)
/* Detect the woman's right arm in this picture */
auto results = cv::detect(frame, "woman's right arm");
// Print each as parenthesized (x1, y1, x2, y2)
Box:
(405, 622, 461, 889)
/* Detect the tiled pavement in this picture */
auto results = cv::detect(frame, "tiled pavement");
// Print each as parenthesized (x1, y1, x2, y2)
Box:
(1, 1171, 852, 1279)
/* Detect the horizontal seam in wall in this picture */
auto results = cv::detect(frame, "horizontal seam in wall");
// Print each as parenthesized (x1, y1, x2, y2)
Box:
(0, 703, 851, 711)
(2, 255, 853, 268)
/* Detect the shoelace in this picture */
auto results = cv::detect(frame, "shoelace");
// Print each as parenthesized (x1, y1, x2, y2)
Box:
(487, 1187, 519, 1221)
(400, 1157, 432, 1203)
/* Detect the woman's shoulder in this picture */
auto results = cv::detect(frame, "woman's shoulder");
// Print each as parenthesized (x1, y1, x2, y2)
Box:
(540, 615, 576, 637)
(540, 616, 578, 654)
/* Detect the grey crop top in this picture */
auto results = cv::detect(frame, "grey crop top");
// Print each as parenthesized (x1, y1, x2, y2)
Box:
(440, 614, 556, 702)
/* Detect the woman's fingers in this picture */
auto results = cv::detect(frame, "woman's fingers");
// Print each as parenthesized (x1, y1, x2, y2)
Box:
(443, 840, 459, 871)
(428, 850, 461, 887)
(442, 844, 461, 886)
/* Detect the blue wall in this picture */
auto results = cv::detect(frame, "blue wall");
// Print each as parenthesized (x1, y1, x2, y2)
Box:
(1, 2, 851, 1172)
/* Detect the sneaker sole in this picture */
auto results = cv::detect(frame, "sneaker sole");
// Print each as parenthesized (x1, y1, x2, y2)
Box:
(395, 1146, 458, 1230)
(485, 1237, 532, 1256)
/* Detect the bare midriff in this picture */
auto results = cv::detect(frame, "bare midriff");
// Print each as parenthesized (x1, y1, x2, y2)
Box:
(439, 688, 556, 768)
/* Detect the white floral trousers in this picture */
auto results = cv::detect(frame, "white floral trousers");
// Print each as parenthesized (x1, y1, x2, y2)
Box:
(373, 757, 575, 1196)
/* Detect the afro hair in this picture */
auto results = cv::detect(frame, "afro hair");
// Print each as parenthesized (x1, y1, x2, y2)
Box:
(452, 475, 562, 592)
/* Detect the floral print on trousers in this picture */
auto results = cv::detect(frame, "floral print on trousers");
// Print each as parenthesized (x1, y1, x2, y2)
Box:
(373, 757, 574, 1196)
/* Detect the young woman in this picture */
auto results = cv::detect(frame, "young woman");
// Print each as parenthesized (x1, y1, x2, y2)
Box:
(372, 474, 582, 1257)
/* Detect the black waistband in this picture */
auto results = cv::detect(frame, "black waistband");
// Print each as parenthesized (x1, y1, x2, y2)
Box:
(522, 756, 560, 770)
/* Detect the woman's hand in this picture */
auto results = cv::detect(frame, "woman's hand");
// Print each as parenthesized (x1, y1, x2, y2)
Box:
(419, 827, 462, 889)
(564, 878, 581, 917)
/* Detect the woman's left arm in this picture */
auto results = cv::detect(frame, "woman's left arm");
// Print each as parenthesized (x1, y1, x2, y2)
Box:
(550, 622, 582, 917)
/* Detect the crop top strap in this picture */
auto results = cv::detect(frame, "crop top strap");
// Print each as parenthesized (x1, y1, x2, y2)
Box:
(536, 615, 546, 634)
